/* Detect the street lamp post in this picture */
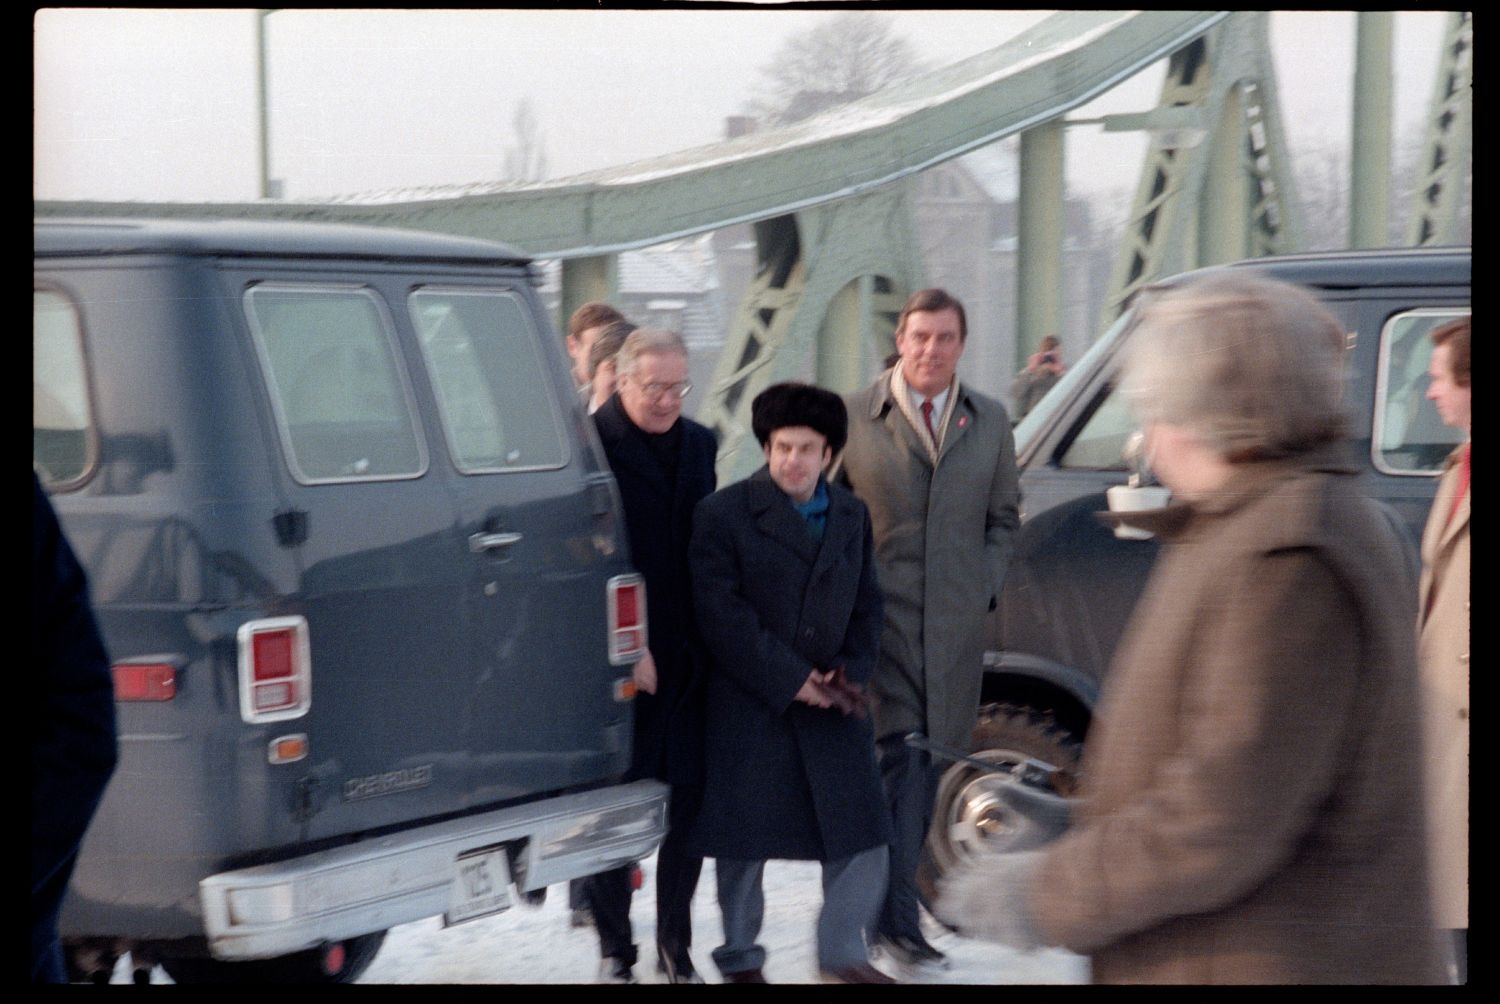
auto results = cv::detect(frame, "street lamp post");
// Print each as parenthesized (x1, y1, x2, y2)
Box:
(256, 9, 277, 199)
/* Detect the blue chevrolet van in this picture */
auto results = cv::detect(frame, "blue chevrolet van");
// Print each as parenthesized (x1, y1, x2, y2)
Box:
(34, 217, 666, 982)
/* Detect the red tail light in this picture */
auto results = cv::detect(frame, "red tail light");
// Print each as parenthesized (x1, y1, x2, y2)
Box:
(112, 661, 177, 702)
(236, 616, 311, 723)
(607, 574, 647, 666)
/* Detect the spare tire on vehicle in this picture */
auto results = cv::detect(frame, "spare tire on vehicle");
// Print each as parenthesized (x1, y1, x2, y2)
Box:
(917, 702, 1082, 911)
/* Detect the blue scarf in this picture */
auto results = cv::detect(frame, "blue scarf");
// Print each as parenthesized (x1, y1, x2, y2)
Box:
(793, 478, 830, 542)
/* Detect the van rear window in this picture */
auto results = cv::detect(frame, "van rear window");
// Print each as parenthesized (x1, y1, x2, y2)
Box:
(410, 288, 567, 473)
(245, 285, 426, 483)
(34, 288, 95, 489)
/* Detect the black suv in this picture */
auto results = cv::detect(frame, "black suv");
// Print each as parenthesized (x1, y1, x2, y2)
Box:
(922, 246, 1470, 887)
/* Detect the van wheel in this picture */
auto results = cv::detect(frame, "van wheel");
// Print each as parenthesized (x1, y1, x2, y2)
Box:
(917, 703, 1082, 912)
(159, 931, 386, 984)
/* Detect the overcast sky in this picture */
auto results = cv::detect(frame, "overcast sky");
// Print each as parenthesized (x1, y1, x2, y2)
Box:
(34, 9, 1450, 205)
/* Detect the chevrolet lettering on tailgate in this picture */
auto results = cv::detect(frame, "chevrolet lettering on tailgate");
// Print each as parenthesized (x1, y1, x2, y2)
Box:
(343, 765, 434, 801)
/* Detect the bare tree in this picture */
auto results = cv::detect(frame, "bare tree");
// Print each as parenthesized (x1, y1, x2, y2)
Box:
(745, 12, 930, 126)
(1293, 140, 1350, 252)
(502, 98, 548, 183)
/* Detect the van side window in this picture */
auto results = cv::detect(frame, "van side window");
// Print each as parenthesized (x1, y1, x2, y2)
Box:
(34, 288, 95, 488)
(245, 285, 426, 483)
(1374, 308, 1469, 475)
(409, 289, 567, 472)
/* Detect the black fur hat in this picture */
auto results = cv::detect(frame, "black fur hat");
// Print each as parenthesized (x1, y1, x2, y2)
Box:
(751, 382, 848, 454)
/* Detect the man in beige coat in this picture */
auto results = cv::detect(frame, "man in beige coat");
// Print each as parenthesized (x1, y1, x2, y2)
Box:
(1420, 315, 1470, 983)
(836, 287, 1020, 970)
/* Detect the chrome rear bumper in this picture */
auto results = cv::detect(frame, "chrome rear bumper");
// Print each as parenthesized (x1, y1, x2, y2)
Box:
(199, 780, 668, 960)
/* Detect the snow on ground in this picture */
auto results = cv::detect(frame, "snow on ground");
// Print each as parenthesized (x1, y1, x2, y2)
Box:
(357, 854, 1088, 985)
(116, 853, 1088, 984)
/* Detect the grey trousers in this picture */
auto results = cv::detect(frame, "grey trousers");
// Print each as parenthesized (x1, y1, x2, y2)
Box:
(711, 844, 889, 977)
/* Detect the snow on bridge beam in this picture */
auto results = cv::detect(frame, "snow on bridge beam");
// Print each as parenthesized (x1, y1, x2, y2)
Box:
(35, 11, 1228, 260)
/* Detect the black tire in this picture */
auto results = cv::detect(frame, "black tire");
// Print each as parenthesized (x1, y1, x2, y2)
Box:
(160, 930, 386, 984)
(917, 702, 1083, 910)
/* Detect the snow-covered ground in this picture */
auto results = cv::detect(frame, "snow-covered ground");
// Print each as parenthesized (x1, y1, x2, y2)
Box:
(116, 853, 1089, 984)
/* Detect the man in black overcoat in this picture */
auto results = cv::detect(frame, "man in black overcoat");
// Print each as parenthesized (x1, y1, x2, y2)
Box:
(689, 383, 894, 984)
(32, 473, 118, 983)
(586, 328, 717, 983)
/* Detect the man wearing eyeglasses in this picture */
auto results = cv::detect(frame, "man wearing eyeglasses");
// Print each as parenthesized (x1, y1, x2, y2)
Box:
(586, 328, 717, 983)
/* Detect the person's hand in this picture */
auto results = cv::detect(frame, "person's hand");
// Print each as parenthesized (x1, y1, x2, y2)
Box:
(819, 667, 870, 718)
(794, 671, 833, 708)
(632, 651, 658, 695)
(932, 850, 1048, 951)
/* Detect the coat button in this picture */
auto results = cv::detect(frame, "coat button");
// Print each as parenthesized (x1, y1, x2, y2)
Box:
(1459, 707, 1469, 720)
(803, 627, 815, 640)
(1459, 653, 1469, 664)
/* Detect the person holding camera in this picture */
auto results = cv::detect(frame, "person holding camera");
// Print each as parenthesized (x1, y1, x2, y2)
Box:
(1010, 335, 1066, 421)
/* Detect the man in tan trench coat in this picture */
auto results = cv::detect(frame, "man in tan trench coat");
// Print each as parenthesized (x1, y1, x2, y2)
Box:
(836, 287, 1020, 970)
(1419, 315, 1470, 983)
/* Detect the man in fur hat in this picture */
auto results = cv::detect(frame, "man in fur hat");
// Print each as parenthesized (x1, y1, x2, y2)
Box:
(689, 382, 894, 984)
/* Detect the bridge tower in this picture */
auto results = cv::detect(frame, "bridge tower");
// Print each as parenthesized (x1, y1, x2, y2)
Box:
(1099, 11, 1301, 326)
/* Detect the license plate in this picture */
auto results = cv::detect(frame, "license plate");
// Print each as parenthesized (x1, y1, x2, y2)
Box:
(443, 846, 512, 927)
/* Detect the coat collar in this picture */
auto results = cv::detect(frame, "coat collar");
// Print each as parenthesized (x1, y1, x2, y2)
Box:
(868, 369, 978, 467)
(596, 393, 697, 510)
(747, 467, 860, 572)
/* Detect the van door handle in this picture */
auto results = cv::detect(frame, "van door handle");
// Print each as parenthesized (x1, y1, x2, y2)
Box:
(469, 531, 523, 553)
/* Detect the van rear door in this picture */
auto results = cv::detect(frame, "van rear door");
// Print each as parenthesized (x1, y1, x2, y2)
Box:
(237, 276, 477, 838)
(406, 284, 629, 803)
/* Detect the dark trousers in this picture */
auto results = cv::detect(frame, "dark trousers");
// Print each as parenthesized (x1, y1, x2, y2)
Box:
(585, 782, 704, 965)
(875, 734, 939, 942)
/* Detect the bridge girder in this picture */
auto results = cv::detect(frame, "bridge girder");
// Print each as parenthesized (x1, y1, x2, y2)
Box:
(1101, 12, 1301, 325)
(35, 12, 1227, 260)
(1407, 11, 1472, 247)
(698, 188, 924, 484)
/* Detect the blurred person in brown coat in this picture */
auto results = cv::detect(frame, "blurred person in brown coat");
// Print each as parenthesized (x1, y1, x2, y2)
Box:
(1419, 315, 1469, 983)
(935, 273, 1445, 984)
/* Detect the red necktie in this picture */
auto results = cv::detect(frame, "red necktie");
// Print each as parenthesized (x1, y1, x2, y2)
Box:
(1447, 443, 1471, 528)
(921, 399, 937, 444)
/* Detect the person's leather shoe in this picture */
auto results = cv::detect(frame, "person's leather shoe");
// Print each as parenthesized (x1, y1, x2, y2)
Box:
(819, 963, 896, 984)
(723, 968, 768, 983)
(876, 933, 949, 969)
(656, 944, 705, 984)
(598, 956, 636, 983)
